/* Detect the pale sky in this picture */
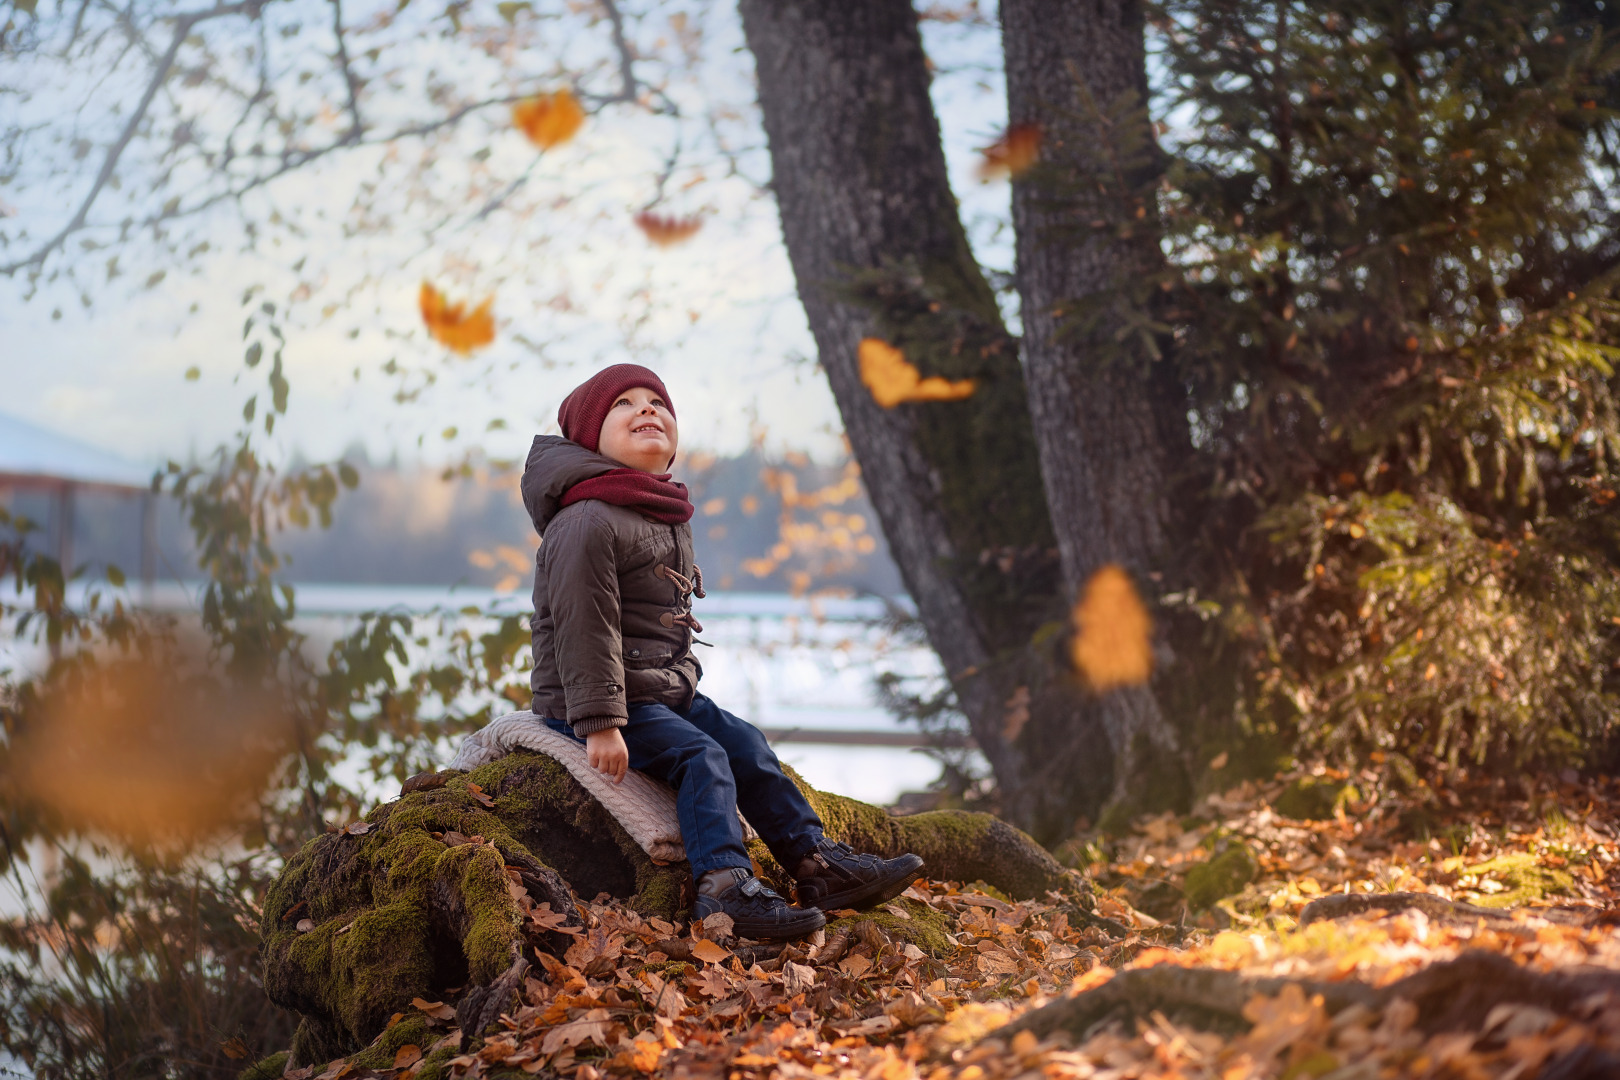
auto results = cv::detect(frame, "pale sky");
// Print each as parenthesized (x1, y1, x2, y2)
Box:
(0, 2, 1015, 472)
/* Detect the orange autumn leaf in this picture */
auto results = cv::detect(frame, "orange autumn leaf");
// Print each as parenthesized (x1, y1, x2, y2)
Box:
(512, 88, 585, 150)
(976, 122, 1042, 181)
(634, 211, 703, 247)
(858, 337, 976, 408)
(690, 938, 730, 964)
(624, 1035, 663, 1073)
(419, 282, 495, 355)
(1070, 563, 1153, 691)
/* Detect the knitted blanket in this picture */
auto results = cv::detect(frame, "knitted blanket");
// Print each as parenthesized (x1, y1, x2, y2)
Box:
(448, 711, 756, 863)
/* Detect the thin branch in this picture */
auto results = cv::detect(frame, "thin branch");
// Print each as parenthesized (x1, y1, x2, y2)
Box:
(64, 0, 95, 53)
(599, 0, 638, 105)
(0, 0, 261, 276)
(639, 136, 684, 211)
(472, 154, 543, 223)
(5, 0, 687, 272)
(327, 0, 364, 146)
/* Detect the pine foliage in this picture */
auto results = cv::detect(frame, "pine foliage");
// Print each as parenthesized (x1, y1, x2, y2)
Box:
(1151, 0, 1620, 769)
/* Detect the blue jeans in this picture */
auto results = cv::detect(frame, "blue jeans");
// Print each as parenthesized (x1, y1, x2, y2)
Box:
(545, 693, 825, 875)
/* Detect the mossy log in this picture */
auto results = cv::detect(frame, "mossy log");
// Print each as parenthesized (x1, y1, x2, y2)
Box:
(262, 752, 1077, 1066)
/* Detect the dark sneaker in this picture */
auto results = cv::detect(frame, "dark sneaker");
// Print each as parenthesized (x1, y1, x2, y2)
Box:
(793, 839, 925, 913)
(693, 868, 826, 940)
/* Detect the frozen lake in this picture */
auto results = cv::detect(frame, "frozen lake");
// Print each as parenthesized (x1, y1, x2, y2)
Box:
(1, 583, 968, 806)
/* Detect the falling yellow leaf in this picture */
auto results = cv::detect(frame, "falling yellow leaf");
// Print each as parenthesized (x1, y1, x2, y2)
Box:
(1070, 563, 1153, 691)
(858, 338, 976, 408)
(976, 122, 1043, 181)
(633, 211, 704, 247)
(1002, 685, 1031, 742)
(13, 646, 291, 845)
(512, 88, 585, 149)
(419, 282, 495, 355)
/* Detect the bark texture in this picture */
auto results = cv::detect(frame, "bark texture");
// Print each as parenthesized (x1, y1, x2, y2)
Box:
(1001, 0, 1187, 809)
(738, 0, 1115, 840)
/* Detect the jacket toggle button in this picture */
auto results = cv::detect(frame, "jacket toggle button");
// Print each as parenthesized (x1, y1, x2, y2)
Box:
(658, 611, 676, 628)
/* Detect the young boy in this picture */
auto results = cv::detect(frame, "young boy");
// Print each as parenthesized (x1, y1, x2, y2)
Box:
(523, 364, 923, 939)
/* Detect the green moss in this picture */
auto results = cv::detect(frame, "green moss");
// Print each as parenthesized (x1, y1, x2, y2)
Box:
(351, 1015, 437, 1070)
(448, 843, 525, 983)
(1095, 800, 1137, 838)
(635, 960, 696, 980)
(779, 767, 1072, 902)
(1183, 844, 1259, 911)
(824, 898, 954, 954)
(288, 1017, 350, 1072)
(1273, 778, 1357, 821)
(1465, 853, 1576, 909)
(238, 1051, 289, 1080)
(414, 1042, 463, 1080)
(964, 882, 1012, 905)
(263, 758, 577, 1063)
(629, 863, 689, 919)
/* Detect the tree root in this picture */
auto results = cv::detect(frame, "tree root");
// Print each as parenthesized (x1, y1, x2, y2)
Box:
(1004, 965, 1372, 1042)
(775, 775, 1082, 903)
(1005, 949, 1620, 1044)
(1299, 890, 1600, 929)
(456, 956, 529, 1048)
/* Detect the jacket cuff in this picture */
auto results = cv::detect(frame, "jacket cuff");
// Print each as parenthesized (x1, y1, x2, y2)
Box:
(565, 681, 628, 724)
(572, 715, 627, 737)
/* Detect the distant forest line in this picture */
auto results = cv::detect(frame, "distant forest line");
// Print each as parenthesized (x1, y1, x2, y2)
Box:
(1, 447, 905, 597)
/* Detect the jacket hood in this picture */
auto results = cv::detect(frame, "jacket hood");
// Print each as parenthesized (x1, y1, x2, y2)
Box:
(521, 434, 620, 535)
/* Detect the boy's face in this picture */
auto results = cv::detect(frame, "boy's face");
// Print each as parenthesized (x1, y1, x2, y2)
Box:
(597, 385, 679, 473)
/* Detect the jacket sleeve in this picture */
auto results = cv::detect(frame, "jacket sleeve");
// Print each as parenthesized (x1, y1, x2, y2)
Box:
(541, 509, 628, 732)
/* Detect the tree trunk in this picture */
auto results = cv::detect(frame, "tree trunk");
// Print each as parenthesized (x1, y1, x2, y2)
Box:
(737, 0, 1114, 839)
(1000, 0, 1188, 809)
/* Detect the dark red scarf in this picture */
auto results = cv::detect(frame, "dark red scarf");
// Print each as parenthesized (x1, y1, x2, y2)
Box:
(560, 469, 694, 524)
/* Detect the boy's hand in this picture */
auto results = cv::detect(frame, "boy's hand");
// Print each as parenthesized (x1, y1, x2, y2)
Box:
(585, 728, 629, 784)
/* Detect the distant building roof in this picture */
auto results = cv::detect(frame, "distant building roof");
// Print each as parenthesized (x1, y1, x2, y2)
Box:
(0, 412, 153, 492)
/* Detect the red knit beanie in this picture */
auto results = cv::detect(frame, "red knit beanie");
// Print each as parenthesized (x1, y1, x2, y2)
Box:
(556, 364, 676, 455)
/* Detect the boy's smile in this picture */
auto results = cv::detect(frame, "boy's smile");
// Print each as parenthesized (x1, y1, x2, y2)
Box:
(597, 385, 678, 472)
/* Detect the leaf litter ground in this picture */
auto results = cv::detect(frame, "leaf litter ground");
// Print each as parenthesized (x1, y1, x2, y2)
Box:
(287, 769, 1620, 1080)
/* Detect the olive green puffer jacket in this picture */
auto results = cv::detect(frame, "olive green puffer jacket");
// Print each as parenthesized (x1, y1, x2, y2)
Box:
(521, 435, 703, 735)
